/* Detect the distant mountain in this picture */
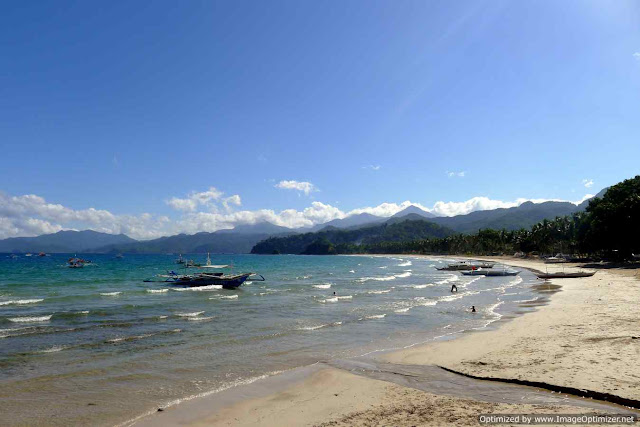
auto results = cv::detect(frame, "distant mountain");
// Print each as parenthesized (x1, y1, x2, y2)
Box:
(251, 219, 455, 254)
(310, 213, 386, 231)
(428, 201, 582, 233)
(577, 187, 608, 210)
(390, 205, 436, 219)
(0, 230, 136, 253)
(92, 226, 297, 254)
(215, 222, 293, 235)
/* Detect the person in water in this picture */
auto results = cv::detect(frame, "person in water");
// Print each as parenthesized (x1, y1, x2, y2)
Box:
(471, 305, 476, 313)
(333, 291, 336, 296)
(451, 284, 458, 292)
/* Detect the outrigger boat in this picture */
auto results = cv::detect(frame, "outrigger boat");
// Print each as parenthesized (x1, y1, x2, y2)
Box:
(536, 271, 595, 279)
(145, 253, 265, 289)
(436, 261, 495, 271)
(461, 269, 520, 276)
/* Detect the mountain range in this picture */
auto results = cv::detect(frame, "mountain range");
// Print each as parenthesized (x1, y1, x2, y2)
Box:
(0, 192, 604, 254)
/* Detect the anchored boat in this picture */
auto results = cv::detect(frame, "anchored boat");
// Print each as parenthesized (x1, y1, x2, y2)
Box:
(145, 253, 265, 289)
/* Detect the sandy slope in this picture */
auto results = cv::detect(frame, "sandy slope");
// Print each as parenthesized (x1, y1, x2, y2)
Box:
(385, 257, 640, 401)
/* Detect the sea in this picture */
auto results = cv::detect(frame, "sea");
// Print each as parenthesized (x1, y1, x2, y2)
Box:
(0, 253, 544, 426)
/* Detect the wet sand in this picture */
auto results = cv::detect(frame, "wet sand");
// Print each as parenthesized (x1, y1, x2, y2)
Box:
(133, 256, 640, 426)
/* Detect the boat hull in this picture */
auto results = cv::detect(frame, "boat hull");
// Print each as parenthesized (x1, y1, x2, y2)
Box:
(170, 273, 253, 289)
(536, 272, 595, 279)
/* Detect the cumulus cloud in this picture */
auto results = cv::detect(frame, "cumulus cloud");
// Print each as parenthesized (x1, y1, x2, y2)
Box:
(582, 178, 594, 188)
(0, 189, 595, 240)
(634, 52, 640, 59)
(362, 165, 381, 171)
(447, 171, 466, 178)
(275, 180, 317, 195)
(166, 187, 224, 212)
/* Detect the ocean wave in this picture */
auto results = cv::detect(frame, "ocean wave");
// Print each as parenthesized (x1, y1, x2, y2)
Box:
(414, 297, 438, 306)
(9, 315, 52, 323)
(336, 295, 352, 300)
(360, 314, 386, 320)
(0, 298, 44, 306)
(219, 295, 238, 300)
(349, 270, 355, 273)
(396, 271, 412, 278)
(397, 261, 412, 267)
(394, 307, 410, 313)
(367, 289, 391, 294)
(188, 316, 214, 321)
(313, 283, 331, 289)
(379, 266, 388, 269)
(147, 289, 169, 293)
(100, 292, 122, 296)
(53, 310, 89, 319)
(297, 321, 343, 331)
(176, 311, 204, 318)
(319, 297, 338, 303)
(436, 274, 458, 284)
(296, 275, 312, 280)
(172, 285, 222, 292)
(39, 346, 66, 353)
(244, 281, 253, 285)
(357, 272, 410, 282)
(412, 284, 432, 289)
(106, 329, 182, 343)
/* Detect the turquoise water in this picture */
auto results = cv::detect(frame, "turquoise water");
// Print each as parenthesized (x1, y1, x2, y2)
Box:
(0, 254, 540, 426)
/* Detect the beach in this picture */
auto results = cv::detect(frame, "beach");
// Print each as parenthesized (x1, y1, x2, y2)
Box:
(133, 256, 640, 426)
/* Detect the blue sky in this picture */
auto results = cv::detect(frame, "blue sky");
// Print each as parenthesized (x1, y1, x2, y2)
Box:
(1, 0, 639, 239)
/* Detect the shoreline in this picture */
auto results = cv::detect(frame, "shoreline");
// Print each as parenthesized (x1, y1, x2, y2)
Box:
(132, 255, 640, 426)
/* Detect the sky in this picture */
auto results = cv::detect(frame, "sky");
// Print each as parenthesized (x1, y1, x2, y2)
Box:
(1, 0, 639, 239)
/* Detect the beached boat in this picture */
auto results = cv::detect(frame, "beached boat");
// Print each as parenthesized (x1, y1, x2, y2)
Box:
(436, 262, 494, 271)
(461, 269, 520, 276)
(536, 271, 595, 279)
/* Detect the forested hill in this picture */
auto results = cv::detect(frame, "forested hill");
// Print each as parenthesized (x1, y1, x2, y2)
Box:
(251, 219, 455, 255)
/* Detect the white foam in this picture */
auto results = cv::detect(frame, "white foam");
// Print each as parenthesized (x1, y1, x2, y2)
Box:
(395, 307, 411, 313)
(176, 311, 204, 317)
(173, 284, 223, 292)
(40, 346, 65, 353)
(244, 281, 253, 285)
(100, 292, 122, 296)
(379, 266, 388, 269)
(0, 298, 44, 306)
(336, 295, 352, 300)
(319, 297, 338, 303)
(219, 295, 238, 300)
(188, 316, 215, 321)
(413, 284, 429, 289)
(396, 271, 412, 278)
(9, 315, 52, 323)
(349, 270, 355, 273)
(313, 284, 331, 289)
(147, 289, 169, 293)
(397, 261, 412, 267)
(361, 314, 386, 320)
(367, 289, 391, 294)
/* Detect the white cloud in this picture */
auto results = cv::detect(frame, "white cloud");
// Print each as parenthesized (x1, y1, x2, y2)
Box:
(362, 165, 381, 171)
(634, 52, 640, 59)
(166, 187, 224, 212)
(275, 180, 317, 195)
(447, 171, 466, 178)
(582, 179, 594, 188)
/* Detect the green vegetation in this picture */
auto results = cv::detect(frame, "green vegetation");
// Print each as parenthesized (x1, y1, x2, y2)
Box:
(252, 176, 640, 259)
(251, 219, 455, 255)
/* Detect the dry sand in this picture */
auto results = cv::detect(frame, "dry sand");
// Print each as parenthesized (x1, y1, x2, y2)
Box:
(134, 256, 640, 427)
